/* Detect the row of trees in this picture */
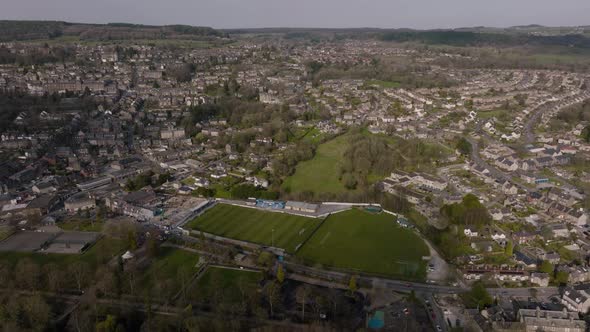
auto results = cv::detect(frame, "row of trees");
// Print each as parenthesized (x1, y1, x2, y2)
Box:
(440, 193, 491, 227)
(125, 171, 170, 191)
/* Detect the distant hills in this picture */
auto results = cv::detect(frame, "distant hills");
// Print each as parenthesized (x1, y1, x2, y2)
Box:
(226, 26, 590, 49)
(0, 20, 227, 42)
(2, 20, 590, 49)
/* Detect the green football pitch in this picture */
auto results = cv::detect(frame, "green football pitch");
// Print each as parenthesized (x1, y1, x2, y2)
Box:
(297, 208, 429, 280)
(187, 203, 320, 253)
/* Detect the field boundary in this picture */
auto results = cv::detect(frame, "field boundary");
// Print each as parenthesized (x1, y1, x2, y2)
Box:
(189, 229, 266, 252)
(291, 213, 333, 255)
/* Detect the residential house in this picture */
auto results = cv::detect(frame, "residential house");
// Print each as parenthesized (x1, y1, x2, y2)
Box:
(562, 287, 590, 313)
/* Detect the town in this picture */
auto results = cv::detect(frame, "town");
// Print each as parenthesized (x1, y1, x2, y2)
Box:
(0, 20, 590, 331)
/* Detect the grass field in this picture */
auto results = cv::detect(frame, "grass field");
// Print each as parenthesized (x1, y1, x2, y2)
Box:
(143, 247, 201, 281)
(140, 247, 201, 297)
(187, 204, 319, 252)
(190, 266, 261, 303)
(0, 236, 124, 267)
(0, 237, 125, 289)
(366, 80, 401, 89)
(282, 133, 350, 194)
(297, 209, 429, 280)
(59, 218, 104, 232)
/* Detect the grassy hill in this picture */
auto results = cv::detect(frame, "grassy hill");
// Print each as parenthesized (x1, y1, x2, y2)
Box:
(282, 133, 351, 195)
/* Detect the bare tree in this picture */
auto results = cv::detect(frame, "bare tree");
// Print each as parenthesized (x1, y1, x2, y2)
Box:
(21, 294, 52, 331)
(265, 281, 281, 318)
(69, 261, 89, 291)
(125, 261, 138, 296)
(45, 263, 63, 292)
(295, 284, 311, 322)
(15, 258, 40, 290)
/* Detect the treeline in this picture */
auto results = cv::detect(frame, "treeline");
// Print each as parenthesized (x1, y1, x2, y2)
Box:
(0, 20, 64, 41)
(0, 20, 226, 42)
(339, 131, 448, 190)
(307, 58, 456, 89)
(440, 193, 491, 227)
(229, 184, 279, 200)
(182, 97, 293, 136)
(340, 133, 398, 189)
(436, 51, 590, 72)
(125, 171, 170, 192)
(379, 30, 590, 49)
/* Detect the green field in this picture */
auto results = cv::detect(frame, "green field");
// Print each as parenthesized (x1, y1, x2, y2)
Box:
(190, 266, 261, 303)
(59, 218, 104, 232)
(0, 237, 124, 267)
(140, 247, 201, 298)
(297, 209, 429, 280)
(366, 80, 401, 88)
(0, 237, 125, 289)
(143, 247, 201, 282)
(282, 134, 350, 194)
(187, 204, 319, 252)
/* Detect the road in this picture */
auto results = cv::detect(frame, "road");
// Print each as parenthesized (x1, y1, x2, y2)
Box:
(522, 91, 590, 145)
(487, 286, 560, 300)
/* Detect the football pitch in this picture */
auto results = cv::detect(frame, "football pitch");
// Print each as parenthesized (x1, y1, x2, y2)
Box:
(187, 203, 319, 253)
(297, 208, 430, 280)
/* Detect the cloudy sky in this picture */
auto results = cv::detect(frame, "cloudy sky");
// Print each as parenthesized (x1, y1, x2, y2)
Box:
(1, 0, 589, 29)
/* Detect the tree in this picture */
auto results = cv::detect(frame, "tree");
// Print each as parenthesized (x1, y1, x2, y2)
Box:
(465, 281, 492, 309)
(96, 314, 117, 332)
(20, 295, 51, 331)
(70, 261, 89, 291)
(45, 263, 63, 292)
(295, 284, 310, 321)
(127, 230, 137, 250)
(348, 275, 358, 295)
(582, 125, 590, 143)
(125, 261, 139, 296)
(504, 241, 513, 256)
(15, 259, 40, 290)
(184, 316, 201, 332)
(456, 137, 472, 156)
(147, 237, 159, 258)
(265, 281, 281, 318)
(555, 271, 569, 285)
(539, 260, 554, 274)
(276, 265, 285, 284)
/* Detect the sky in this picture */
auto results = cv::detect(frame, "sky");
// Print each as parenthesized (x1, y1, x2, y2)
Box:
(1, 0, 589, 29)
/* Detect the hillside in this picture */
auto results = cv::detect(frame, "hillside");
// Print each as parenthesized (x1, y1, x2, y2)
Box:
(0, 20, 227, 42)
